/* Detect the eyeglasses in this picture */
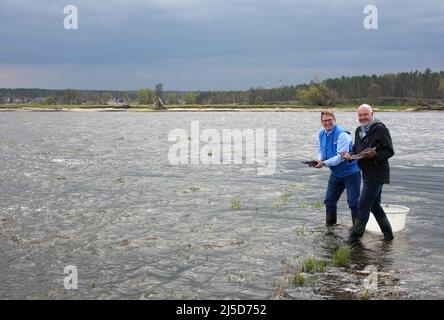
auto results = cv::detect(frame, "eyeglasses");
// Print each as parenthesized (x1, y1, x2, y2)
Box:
(321, 119, 334, 123)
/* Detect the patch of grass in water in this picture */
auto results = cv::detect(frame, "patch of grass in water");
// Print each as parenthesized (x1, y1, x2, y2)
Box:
(311, 201, 324, 209)
(142, 292, 151, 299)
(298, 201, 309, 209)
(298, 257, 327, 273)
(276, 192, 290, 211)
(298, 201, 324, 209)
(293, 272, 305, 286)
(362, 288, 372, 300)
(332, 246, 351, 267)
(230, 199, 241, 210)
(295, 225, 305, 236)
(182, 293, 199, 300)
(281, 192, 290, 204)
(226, 272, 250, 284)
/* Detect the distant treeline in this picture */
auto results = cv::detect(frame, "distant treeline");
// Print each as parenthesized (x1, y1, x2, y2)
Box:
(1, 69, 443, 106)
(0, 89, 138, 105)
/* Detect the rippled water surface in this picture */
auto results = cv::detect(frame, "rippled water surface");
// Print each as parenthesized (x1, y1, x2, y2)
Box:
(0, 111, 443, 299)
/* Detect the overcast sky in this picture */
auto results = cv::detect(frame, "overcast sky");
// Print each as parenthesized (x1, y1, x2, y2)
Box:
(0, 0, 443, 90)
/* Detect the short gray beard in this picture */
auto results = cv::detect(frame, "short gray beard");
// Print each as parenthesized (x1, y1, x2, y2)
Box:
(360, 118, 374, 128)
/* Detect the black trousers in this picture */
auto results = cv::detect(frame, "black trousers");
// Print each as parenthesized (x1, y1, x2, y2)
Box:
(347, 180, 394, 244)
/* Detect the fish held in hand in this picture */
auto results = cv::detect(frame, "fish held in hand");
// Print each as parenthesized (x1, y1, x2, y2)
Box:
(349, 147, 377, 160)
(302, 160, 318, 167)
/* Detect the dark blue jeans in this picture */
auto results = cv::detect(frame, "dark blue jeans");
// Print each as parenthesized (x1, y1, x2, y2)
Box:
(347, 180, 394, 244)
(324, 171, 361, 226)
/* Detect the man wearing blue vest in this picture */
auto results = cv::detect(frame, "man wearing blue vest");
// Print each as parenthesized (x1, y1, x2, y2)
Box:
(315, 111, 361, 226)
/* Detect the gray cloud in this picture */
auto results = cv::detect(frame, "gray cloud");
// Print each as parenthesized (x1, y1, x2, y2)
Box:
(0, 0, 443, 90)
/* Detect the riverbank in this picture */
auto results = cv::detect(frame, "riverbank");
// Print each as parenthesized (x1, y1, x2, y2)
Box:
(1, 104, 443, 112)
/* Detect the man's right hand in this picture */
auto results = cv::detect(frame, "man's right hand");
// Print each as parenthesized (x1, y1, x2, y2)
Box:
(314, 160, 325, 168)
(361, 148, 376, 158)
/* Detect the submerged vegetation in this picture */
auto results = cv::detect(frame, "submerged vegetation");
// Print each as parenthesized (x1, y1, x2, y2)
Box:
(298, 257, 327, 274)
(332, 246, 352, 267)
(290, 257, 327, 288)
(298, 201, 324, 209)
(230, 199, 241, 210)
(276, 192, 291, 211)
(293, 272, 305, 286)
(362, 288, 372, 300)
(294, 225, 306, 236)
(290, 246, 352, 289)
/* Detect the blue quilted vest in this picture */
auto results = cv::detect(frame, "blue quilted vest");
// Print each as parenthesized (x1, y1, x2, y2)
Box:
(319, 124, 360, 178)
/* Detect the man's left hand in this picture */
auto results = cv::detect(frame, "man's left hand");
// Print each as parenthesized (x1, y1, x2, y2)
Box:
(340, 151, 351, 160)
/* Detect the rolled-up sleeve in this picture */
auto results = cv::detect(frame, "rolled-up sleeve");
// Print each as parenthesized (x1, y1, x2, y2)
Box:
(324, 132, 351, 167)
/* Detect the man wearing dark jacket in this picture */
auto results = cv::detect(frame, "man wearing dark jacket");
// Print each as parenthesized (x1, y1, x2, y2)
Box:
(342, 104, 395, 244)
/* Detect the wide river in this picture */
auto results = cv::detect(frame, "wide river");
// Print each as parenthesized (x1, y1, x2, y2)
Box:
(0, 111, 443, 299)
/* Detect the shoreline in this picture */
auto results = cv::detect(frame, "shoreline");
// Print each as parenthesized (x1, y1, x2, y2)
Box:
(0, 106, 441, 112)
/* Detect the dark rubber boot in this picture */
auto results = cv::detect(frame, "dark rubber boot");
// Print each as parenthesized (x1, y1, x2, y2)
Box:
(375, 215, 394, 241)
(351, 209, 358, 227)
(326, 213, 337, 226)
(346, 218, 366, 245)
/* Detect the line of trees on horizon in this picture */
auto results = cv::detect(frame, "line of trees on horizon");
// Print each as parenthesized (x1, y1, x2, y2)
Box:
(1, 69, 444, 106)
